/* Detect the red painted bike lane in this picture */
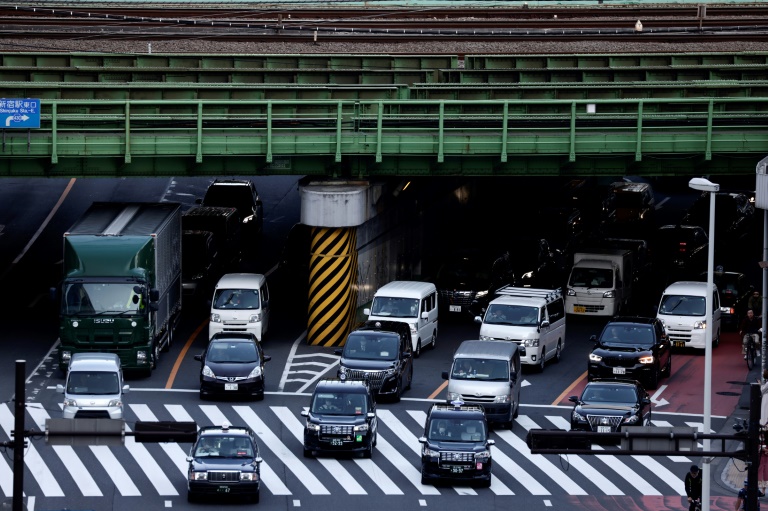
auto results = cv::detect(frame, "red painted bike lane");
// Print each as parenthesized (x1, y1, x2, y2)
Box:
(559, 332, 750, 417)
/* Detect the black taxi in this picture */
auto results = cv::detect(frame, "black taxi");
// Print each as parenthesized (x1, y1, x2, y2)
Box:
(186, 422, 263, 503)
(301, 377, 377, 458)
(418, 400, 494, 488)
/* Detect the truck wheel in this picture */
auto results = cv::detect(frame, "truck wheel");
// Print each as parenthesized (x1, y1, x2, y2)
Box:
(151, 343, 159, 370)
(553, 341, 562, 363)
(537, 349, 546, 372)
(161, 328, 172, 353)
(430, 331, 437, 350)
(414, 340, 422, 358)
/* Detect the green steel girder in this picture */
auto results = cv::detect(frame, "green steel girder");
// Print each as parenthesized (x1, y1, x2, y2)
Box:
(0, 97, 766, 177)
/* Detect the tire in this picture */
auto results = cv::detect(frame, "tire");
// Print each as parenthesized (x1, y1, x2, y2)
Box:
(303, 448, 314, 458)
(478, 475, 492, 488)
(161, 327, 172, 353)
(187, 492, 196, 503)
(405, 365, 413, 391)
(429, 331, 437, 350)
(414, 340, 422, 359)
(747, 342, 756, 370)
(151, 343, 159, 370)
(421, 474, 428, 486)
(553, 341, 562, 364)
(713, 329, 720, 348)
(662, 354, 672, 377)
(537, 348, 546, 373)
(393, 376, 402, 403)
(647, 368, 659, 390)
(252, 491, 259, 504)
(513, 390, 520, 419)
(363, 445, 373, 459)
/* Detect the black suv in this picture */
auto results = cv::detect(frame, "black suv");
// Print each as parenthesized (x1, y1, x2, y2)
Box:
(186, 423, 263, 503)
(418, 401, 494, 488)
(198, 179, 264, 241)
(588, 317, 671, 389)
(569, 379, 652, 434)
(301, 377, 377, 459)
(335, 320, 413, 402)
(194, 332, 271, 401)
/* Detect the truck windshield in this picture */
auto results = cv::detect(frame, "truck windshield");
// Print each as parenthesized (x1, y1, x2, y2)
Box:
(63, 282, 143, 314)
(569, 268, 613, 288)
(369, 297, 419, 318)
(484, 304, 538, 326)
(451, 358, 509, 381)
(213, 289, 260, 310)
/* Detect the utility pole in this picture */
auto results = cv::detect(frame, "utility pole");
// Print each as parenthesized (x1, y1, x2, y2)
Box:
(12, 360, 26, 511)
(747, 383, 761, 511)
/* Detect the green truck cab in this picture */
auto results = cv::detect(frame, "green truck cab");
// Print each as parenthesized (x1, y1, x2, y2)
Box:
(58, 202, 182, 375)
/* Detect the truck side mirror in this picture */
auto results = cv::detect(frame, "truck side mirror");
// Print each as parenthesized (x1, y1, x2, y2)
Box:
(149, 289, 160, 302)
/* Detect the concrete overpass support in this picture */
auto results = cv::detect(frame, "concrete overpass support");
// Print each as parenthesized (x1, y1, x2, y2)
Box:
(302, 182, 372, 347)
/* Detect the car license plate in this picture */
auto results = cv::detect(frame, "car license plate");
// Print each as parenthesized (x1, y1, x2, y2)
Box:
(612, 367, 626, 375)
(217, 486, 231, 493)
(573, 305, 586, 313)
(450, 466, 464, 474)
(449, 305, 461, 312)
(330, 438, 343, 446)
(224, 383, 238, 391)
(673, 341, 686, 348)
(597, 426, 611, 433)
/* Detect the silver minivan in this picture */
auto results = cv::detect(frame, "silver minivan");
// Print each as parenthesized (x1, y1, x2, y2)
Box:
(442, 340, 523, 428)
(56, 352, 129, 419)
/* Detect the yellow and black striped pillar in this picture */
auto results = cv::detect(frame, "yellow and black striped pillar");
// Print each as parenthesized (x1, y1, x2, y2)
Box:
(307, 226, 359, 346)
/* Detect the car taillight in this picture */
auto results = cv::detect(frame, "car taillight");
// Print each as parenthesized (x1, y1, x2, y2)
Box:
(679, 242, 687, 253)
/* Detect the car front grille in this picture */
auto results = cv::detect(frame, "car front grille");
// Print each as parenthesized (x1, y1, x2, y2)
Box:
(208, 471, 240, 482)
(666, 325, 693, 342)
(344, 369, 386, 391)
(320, 424, 354, 436)
(602, 356, 638, 368)
(439, 290, 474, 307)
(74, 410, 111, 419)
(457, 393, 495, 403)
(586, 415, 623, 431)
(439, 451, 474, 465)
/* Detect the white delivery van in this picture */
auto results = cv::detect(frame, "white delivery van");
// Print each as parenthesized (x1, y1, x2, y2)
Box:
(442, 339, 523, 428)
(657, 281, 721, 350)
(565, 248, 634, 317)
(475, 286, 566, 372)
(364, 281, 438, 357)
(56, 352, 129, 419)
(209, 273, 270, 341)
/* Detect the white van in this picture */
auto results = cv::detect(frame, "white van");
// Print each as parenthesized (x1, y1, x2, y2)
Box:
(364, 281, 438, 357)
(657, 281, 721, 350)
(209, 273, 270, 341)
(56, 352, 129, 419)
(475, 286, 566, 372)
(442, 339, 523, 428)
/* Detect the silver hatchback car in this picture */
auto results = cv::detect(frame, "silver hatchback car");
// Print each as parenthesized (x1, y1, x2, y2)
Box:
(56, 353, 129, 419)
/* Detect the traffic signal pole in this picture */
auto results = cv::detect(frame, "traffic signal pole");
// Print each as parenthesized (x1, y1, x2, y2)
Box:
(13, 360, 25, 511)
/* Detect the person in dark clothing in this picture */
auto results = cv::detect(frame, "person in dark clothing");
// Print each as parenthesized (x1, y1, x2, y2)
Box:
(685, 465, 702, 511)
(740, 309, 762, 359)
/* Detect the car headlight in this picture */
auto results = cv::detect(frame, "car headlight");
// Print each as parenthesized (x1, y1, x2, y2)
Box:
(354, 423, 369, 433)
(107, 399, 123, 407)
(475, 449, 492, 462)
(61, 351, 72, 362)
(523, 338, 539, 347)
(494, 395, 511, 403)
(202, 365, 215, 378)
(572, 410, 586, 422)
(589, 353, 602, 362)
(475, 290, 488, 299)
(240, 472, 256, 481)
(638, 355, 654, 364)
(693, 321, 706, 329)
(248, 313, 262, 323)
(603, 290, 615, 298)
(447, 392, 461, 401)
(190, 471, 208, 481)
(247, 366, 262, 378)
(386, 367, 397, 375)
(63, 398, 77, 407)
(423, 446, 439, 457)
(306, 422, 320, 432)
(137, 351, 147, 363)
(622, 414, 640, 424)
(567, 288, 576, 296)
(210, 313, 221, 323)
(479, 335, 493, 340)
(409, 323, 418, 334)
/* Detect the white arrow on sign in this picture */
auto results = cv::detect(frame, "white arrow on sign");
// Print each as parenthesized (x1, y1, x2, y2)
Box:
(650, 384, 669, 407)
(5, 114, 29, 127)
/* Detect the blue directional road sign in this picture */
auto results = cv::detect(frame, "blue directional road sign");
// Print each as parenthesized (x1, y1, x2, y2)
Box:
(0, 98, 41, 128)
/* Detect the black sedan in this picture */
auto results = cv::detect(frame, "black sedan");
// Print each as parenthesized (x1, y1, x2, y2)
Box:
(569, 380, 652, 435)
(195, 332, 271, 400)
(187, 424, 263, 502)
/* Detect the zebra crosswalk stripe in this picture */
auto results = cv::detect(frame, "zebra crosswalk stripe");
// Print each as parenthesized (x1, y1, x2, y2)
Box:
(91, 445, 141, 496)
(123, 424, 179, 496)
(129, 404, 189, 479)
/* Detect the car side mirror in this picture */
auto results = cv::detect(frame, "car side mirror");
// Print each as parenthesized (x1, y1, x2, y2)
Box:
(441, 371, 449, 380)
(300, 410, 309, 417)
(589, 334, 597, 343)
(263, 355, 272, 363)
(403, 352, 411, 359)
(418, 436, 427, 444)
(421, 311, 428, 320)
(194, 354, 203, 361)
(334, 349, 343, 356)
(474, 316, 483, 324)
(122, 385, 130, 394)
(56, 384, 65, 394)
(642, 398, 651, 405)
(541, 320, 550, 328)
(487, 439, 495, 446)
(367, 412, 375, 419)
(569, 396, 578, 403)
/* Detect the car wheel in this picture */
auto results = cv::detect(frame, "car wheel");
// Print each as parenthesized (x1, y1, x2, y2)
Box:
(537, 348, 546, 372)
(151, 343, 159, 370)
(363, 445, 373, 459)
(187, 492, 196, 503)
(513, 390, 520, 419)
(393, 377, 402, 403)
(663, 354, 672, 377)
(647, 368, 659, 389)
(430, 331, 437, 350)
(553, 341, 562, 364)
(252, 490, 260, 504)
(478, 475, 492, 488)
(713, 329, 720, 348)
(373, 432, 377, 447)
(414, 340, 422, 359)
(421, 474, 428, 486)
(303, 448, 314, 458)
(405, 365, 413, 391)
(199, 390, 206, 401)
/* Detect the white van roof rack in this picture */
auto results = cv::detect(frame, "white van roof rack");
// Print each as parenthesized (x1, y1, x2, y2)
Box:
(494, 286, 562, 301)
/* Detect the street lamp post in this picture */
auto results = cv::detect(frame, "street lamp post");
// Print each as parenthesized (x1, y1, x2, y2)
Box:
(688, 177, 719, 511)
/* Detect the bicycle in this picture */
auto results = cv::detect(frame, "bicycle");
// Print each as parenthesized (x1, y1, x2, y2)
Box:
(692, 498, 702, 511)
(745, 333, 759, 370)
